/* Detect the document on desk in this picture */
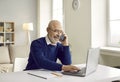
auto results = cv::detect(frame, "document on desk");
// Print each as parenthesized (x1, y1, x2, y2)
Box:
(27, 69, 62, 79)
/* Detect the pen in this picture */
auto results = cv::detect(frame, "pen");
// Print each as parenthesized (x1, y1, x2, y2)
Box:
(27, 73, 47, 79)
(51, 72, 62, 77)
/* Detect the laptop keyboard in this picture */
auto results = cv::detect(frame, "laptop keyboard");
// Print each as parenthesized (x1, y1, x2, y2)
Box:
(76, 67, 86, 74)
(62, 67, 86, 75)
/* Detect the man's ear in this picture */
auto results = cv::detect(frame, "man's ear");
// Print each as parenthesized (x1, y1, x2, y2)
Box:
(47, 27, 49, 32)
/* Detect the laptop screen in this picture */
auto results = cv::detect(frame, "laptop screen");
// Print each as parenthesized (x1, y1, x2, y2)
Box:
(85, 48, 100, 76)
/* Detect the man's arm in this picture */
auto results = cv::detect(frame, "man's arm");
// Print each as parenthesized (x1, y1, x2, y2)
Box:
(58, 33, 72, 65)
(59, 33, 80, 71)
(57, 46, 72, 65)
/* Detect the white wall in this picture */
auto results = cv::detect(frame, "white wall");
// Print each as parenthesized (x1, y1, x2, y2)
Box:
(0, 0, 37, 45)
(64, 0, 106, 64)
(64, 0, 91, 64)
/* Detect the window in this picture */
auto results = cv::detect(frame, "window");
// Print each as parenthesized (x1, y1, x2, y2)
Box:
(52, 0, 64, 27)
(108, 0, 120, 47)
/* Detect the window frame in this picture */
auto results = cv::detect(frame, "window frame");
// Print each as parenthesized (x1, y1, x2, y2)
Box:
(107, 0, 120, 47)
(52, 0, 65, 30)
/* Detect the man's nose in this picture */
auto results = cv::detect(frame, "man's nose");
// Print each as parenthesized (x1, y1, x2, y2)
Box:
(58, 31, 62, 35)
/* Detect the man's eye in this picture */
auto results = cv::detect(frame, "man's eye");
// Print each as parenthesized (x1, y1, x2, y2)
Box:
(53, 29, 62, 33)
(54, 30, 57, 32)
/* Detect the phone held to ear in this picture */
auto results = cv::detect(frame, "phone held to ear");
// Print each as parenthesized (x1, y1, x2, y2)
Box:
(60, 34, 65, 41)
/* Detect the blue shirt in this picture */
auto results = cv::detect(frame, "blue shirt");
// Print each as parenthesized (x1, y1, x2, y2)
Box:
(25, 37, 72, 71)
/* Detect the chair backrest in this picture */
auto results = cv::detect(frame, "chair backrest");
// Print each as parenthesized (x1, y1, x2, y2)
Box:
(13, 57, 28, 72)
(0, 46, 10, 64)
(9, 45, 29, 63)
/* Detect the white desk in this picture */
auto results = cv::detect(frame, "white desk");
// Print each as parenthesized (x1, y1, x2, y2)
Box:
(0, 65, 120, 82)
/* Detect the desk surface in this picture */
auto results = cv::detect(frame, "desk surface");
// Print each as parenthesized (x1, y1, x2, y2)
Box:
(0, 65, 120, 82)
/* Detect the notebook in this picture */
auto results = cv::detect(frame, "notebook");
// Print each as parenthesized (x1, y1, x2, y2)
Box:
(62, 47, 100, 77)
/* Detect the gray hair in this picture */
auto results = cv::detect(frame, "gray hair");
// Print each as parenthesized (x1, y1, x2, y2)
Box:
(47, 20, 62, 29)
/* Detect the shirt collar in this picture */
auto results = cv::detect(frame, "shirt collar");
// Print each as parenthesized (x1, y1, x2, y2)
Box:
(45, 35, 57, 46)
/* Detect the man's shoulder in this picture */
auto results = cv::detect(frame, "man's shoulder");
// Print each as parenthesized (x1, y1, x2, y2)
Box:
(33, 37, 45, 41)
(32, 37, 46, 44)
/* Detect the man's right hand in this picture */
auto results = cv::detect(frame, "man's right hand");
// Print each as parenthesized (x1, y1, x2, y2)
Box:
(62, 65, 80, 72)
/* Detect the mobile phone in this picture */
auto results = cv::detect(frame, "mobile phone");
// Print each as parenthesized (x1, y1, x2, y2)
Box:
(60, 34, 65, 41)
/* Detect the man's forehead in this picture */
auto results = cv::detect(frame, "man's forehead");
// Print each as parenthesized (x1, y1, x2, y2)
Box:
(51, 22, 61, 27)
(51, 25, 63, 29)
(50, 24, 62, 29)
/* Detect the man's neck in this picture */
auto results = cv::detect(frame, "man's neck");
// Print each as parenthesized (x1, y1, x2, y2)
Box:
(46, 35, 57, 46)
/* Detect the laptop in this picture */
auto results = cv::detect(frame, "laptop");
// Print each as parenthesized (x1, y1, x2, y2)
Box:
(62, 47, 100, 77)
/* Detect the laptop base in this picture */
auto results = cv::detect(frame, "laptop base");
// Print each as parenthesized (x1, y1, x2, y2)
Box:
(62, 71, 85, 77)
(62, 67, 86, 77)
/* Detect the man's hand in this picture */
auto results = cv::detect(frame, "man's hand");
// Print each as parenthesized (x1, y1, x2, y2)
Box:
(62, 65, 80, 72)
(60, 33, 69, 46)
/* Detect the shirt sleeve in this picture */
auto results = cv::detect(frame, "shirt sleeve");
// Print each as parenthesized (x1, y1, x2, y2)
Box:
(57, 45, 72, 65)
(30, 40, 63, 71)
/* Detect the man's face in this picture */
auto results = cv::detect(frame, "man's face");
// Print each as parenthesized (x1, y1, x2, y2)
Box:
(47, 25, 63, 44)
